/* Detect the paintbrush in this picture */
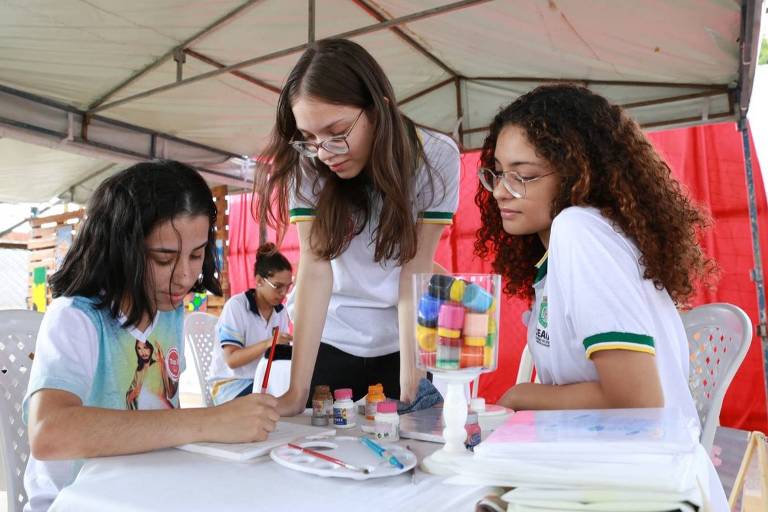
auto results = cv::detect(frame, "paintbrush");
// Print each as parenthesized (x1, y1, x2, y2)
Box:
(287, 443, 370, 474)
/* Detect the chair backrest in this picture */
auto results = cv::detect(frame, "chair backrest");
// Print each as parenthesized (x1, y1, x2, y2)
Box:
(681, 303, 752, 453)
(183, 312, 218, 407)
(515, 345, 535, 384)
(0, 309, 42, 512)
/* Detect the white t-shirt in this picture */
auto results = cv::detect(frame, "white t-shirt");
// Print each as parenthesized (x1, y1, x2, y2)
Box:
(23, 296, 184, 512)
(287, 129, 460, 357)
(208, 290, 289, 404)
(527, 206, 700, 428)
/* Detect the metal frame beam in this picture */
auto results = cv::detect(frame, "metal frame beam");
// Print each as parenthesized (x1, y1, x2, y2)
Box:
(0, 85, 246, 187)
(399, 78, 455, 106)
(462, 110, 736, 137)
(737, 0, 762, 117)
(88, 0, 264, 110)
(184, 49, 280, 94)
(620, 90, 731, 110)
(735, 0, 768, 411)
(88, 0, 491, 115)
(351, 0, 459, 78)
(467, 76, 730, 90)
(308, 0, 316, 43)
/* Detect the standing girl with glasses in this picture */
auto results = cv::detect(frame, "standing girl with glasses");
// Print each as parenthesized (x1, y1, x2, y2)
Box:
(257, 38, 460, 414)
(208, 242, 293, 404)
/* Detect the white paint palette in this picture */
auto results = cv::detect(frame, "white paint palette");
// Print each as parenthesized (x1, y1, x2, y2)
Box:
(270, 436, 417, 480)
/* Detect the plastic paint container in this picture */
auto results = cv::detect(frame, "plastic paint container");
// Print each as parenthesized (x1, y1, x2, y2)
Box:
(311, 385, 330, 426)
(365, 383, 386, 421)
(333, 388, 356, 428)
(465, 411, 481, 450)
(374, 400, 400, 441)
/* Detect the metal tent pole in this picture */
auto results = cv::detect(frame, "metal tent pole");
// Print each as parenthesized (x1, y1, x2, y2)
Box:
(738, 117, 768, 408)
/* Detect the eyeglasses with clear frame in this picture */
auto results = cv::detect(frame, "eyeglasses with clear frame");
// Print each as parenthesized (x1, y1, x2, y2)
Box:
(289, 109, 365, 158)
(477, 167, 556, 199)
(263, 276, 293, 294)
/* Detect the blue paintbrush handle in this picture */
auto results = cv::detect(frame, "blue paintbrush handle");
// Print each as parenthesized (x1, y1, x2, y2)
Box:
(360, 437, 404, 470)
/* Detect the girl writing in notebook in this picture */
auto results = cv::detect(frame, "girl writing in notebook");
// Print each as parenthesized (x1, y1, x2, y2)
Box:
(257, 38, 460, 414)
(24, 161, 279, 511)
(208, 243, 293, 404)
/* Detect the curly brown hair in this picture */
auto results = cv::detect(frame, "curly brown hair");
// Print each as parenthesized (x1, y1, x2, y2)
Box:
(474, 84, 716, 304)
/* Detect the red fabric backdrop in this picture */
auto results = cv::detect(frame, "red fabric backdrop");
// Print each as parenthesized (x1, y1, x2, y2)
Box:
(228, 122, 768, 432)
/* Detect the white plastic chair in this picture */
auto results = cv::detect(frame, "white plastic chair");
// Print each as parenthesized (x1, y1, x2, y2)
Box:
(253, 358, 291, 397)
(516, 345, 535, 384)
(0, 309, 42, 512)
(681, 303, 752, 453)
(183, 312, 218, 408)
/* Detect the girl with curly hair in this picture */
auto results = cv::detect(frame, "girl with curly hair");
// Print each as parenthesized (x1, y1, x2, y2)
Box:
(475, 84, 717, 416)
(476, 84, 726, 507)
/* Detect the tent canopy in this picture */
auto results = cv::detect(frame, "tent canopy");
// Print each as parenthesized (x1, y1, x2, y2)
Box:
(0, 0, 763, 203)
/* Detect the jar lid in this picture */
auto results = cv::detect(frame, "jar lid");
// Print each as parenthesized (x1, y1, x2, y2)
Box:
(334, 388, 353, 400)
(376, 400, 397, 414)
(368, 383, 384, 394)
(469, 397, 486, 412)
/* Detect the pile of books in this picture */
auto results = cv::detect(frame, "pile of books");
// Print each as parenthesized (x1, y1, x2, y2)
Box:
(450, 408, 714, 511)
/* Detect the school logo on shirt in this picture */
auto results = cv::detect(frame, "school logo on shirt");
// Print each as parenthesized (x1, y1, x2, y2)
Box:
(538, 297, 548, 328)
(166, 346, 181, 381)
(535, 296, 550, 347)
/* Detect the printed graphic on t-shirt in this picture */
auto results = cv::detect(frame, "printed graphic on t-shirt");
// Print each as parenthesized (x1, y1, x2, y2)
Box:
(125, 338, 179, 410)
(535, 296, 550, 347)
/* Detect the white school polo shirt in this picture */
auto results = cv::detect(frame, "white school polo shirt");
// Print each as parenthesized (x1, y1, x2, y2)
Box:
(208, 290, 289, 403)
(527, 206, 700, 429)
(287, 129, 460, 357)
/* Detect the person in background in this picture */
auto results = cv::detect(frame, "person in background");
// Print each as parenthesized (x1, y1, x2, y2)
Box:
(208, 243, 293, 404)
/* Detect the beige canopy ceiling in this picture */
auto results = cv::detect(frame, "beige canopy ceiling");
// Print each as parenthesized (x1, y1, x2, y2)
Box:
(0, 0, 763, 203)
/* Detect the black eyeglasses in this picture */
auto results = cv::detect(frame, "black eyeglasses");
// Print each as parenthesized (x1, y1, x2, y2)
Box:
(289, 109, 365, 158)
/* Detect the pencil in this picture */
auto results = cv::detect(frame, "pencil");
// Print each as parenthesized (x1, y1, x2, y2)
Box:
(260, 326, 280, 393)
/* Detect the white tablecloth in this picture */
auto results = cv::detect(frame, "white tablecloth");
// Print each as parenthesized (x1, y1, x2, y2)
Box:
(50, 415, 499, 512)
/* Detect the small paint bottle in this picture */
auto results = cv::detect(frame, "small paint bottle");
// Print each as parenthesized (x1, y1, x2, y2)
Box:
(332, 388, 356, 428)
(317, 384, 333, 419)
(374, 400, 400, 442)
(311, 385, 330, 426)
(365, 383, 386, 421)
(465, 411, 481, 451)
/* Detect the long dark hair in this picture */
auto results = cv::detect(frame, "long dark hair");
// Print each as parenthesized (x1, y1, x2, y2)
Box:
(50, 160, 222, 326)
(474, 84, 715, 303)
(256, 38, 428, 265)
(254, 242, 292, 278)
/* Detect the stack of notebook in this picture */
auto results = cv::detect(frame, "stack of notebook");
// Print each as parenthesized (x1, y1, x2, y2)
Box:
(450, 408, 714, 511)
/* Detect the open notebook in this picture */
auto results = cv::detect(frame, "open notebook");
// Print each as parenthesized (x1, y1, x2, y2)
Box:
(177, 421, 336, 462)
